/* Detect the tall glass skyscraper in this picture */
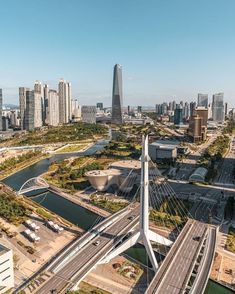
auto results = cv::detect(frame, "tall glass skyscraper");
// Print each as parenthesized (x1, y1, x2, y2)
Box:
(197, 93, 208, 108)
(212, 93, 224, 122)
(111, 64, 123, 124)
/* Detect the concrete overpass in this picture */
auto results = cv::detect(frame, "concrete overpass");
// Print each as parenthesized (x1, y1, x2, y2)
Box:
(145, 221, 217, 294)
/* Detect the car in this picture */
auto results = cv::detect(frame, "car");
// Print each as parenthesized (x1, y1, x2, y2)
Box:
(93, 240, 100, 246)
(193, 236, 201, 241)
(128, 215, 135, 220)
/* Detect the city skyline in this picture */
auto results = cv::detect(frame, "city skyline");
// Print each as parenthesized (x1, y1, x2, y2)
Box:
(1, 0, 235, 106)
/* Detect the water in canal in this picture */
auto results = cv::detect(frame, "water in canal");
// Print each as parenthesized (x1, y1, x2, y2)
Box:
(204, 280, 234, 294)
(2, 140, 108, 229)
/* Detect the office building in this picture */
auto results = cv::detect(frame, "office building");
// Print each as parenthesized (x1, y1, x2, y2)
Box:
(19, 87, 30, 130)
(188, 115, 204, 143)
(195, 107, 208, 127)
(58, 79, 71, 124)
(137, 106, 142, 113)
(96, 102, 103, 110)
(190, 101, 196, 118)
(197, 94, 208, 108)
(71, 99, 81, 121)
(81, 106, 96, 124)
(174, 105, 183, 125)
(111, 64, 123, 124)
(0, 89, 2, 131)
(46, 90, 59, 126)
(149, 141, 178, 161)
(212, 93, 224, 122)
(2, 117, 8, 131)
(183, 102, 190, 119)
(0, 243, 14, 293)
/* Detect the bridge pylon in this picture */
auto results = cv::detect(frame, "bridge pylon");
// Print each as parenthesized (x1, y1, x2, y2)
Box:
(100, 135, 172, 272)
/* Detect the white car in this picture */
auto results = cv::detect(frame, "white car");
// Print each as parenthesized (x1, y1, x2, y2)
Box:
(93, 240, 100, 246)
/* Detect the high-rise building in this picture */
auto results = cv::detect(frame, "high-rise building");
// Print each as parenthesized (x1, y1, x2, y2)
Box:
(111, 64, 123, 124)
(188, 115, 203, 143)
(19, 87, 30, 130)
(81, 106, 96, 124)
(34, 80, 43, 127)
(155, 104, 161, 115)
(96, 102, 103, 110)
(25, 90, 35, 131)
(183, 102, 190, 119)
(161, 103, 168, 115)
(58, 79, 71, 124)
(189, 101, 196, 118)
(46, 90, 59, 126)
(195, 107, 208, 127)
(71, 99, 81, 122)
(208, 103, 213, 120)
(137, 106, 142, 113)
(197, 94, 208, 108)
(225, 102, 228, 118)
(0, 89, 2, 131)
(43, 84, 49, 124)
(212, 93, 224, 122)
(34, 91, 43, 128)
(174, 105, 183, 125)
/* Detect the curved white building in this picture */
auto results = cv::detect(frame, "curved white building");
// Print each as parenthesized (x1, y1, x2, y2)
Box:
(85, 160, 141, 192)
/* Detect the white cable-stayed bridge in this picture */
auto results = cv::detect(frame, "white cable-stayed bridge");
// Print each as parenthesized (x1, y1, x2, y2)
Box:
(16, 135, 217, 294)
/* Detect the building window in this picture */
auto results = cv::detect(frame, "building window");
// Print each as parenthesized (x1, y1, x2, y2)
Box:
(0, 267, 10, 275)
(0, 259, 9, 266)
(2, 275, 10, 281)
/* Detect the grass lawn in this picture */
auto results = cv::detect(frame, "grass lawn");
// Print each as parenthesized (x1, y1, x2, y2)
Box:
(56, 144, 88, 153)
(225, 226, 235, 253)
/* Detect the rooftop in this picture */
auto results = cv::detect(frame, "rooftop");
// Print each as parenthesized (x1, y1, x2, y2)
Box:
(0, 243, 10, 256)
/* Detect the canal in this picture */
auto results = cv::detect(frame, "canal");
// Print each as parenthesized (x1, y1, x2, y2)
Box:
(2, 140, 108, 229)
(1, 139, 232, 293)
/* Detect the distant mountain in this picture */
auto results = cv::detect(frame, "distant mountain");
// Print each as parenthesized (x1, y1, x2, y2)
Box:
(3, 104, 19, 110)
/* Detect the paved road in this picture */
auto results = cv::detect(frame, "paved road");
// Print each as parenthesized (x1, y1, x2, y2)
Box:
(34, 206, 140, 293)
(175, 134, 219, 181)
(146, 220, 207, 294)
(215, 136, 235, 186)
(191, 227, 216, 294)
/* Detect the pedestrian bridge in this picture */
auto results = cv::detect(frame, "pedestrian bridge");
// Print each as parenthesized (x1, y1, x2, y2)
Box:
(18, 177, 49, 195)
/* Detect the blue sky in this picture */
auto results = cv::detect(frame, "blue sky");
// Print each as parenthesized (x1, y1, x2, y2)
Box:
(1, 0, 235, 107)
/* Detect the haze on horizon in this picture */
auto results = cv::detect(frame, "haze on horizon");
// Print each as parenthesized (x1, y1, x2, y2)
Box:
(1, 0, 235, 107)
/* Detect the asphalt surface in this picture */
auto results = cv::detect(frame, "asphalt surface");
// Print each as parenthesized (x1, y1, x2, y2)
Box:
(146, 220, 207, 294)
(34, 206, 140, 293)
(215, 136, 235, 186)
(191, 227, 216, 294)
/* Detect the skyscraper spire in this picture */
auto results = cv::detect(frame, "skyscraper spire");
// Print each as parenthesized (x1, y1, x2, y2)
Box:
(111, 64, 123, 124)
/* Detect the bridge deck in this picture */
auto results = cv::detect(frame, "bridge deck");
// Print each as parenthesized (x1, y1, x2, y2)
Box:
(146, 220, 207, 294)
(34, 207, 140, 293)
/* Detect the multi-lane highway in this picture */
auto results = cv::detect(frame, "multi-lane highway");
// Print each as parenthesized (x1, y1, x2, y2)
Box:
(146, 220, 208, 294)
(34, 206, 140, 293)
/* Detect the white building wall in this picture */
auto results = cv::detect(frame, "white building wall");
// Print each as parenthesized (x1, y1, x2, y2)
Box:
(47, 90, 59, 126)
(34, 91, 43, 128)
(81, 106, 96, 124)
(0, 246, 14, 293)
